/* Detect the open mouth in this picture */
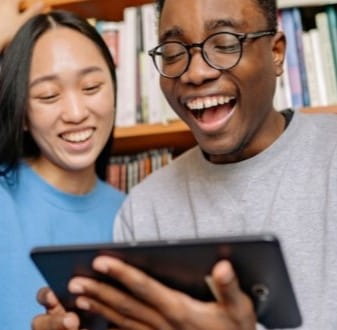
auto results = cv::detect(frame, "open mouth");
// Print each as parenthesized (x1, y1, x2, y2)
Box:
(186, 95, 237, 123)
(60, 128, 95, 143)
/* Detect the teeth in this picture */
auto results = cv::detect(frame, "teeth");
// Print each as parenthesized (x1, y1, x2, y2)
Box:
(186, 96, 235, 111)
(61, 129, 94, 143)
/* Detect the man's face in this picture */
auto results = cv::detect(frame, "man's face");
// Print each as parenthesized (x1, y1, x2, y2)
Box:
(159, 0, 285, 163)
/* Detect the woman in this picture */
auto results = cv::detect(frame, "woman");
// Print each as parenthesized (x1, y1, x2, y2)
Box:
(0, 10, 125, 328)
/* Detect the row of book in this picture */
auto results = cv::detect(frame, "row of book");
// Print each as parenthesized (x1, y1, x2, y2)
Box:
(275, 5, 337, 110)
(106, 148, 173, 193)
(91, 3, 178, 127)
(92, 3, 337, 126)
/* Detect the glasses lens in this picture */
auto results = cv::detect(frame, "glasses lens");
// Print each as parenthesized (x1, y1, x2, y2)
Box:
(153, 42, 188, 78)
(204, 33, 241, 70)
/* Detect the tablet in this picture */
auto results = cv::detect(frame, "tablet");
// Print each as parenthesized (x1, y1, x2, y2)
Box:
(31, 234, 302, 329)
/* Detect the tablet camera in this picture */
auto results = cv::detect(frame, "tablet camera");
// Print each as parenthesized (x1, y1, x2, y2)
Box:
(251, 283, 270, 302)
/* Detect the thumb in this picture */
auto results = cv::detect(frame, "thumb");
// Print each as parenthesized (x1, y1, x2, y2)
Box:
(211, 260, 256, 324)
(211, 260, 243, 305)
(21, 1, 45, 23)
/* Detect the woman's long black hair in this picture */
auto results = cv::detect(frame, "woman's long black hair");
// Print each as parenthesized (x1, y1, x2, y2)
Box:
(0, 10, 117, 180)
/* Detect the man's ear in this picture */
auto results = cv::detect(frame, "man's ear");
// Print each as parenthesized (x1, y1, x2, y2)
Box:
(271, 31, 286, 77)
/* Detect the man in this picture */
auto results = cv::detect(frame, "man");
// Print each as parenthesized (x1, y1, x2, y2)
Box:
(33, 0, 337, 329)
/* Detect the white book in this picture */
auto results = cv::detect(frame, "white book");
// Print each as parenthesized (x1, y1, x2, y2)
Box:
(302, 31, 321, 106)
(141, 3, 165, 124)
(315, 12, 337, 104)
(309, 29, 329, 106)
(116, 6, 137, 127)
(115, 21, 126, 126)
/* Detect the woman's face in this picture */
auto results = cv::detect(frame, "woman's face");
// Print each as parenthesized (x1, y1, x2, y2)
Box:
(27, 27, 115, 177)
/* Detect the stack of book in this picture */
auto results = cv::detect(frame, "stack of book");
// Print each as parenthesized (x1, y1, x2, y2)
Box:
(92, 3, 178, 127)
(106, 148, 173, 193)
(275, 5, 337, 110)
(91, 3, 337, 121)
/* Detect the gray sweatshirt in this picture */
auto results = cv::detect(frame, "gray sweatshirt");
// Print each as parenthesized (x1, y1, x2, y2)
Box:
(114, 110, 337, 329)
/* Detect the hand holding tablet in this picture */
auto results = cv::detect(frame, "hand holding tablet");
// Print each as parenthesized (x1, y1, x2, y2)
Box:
(31, 234, 302, 329)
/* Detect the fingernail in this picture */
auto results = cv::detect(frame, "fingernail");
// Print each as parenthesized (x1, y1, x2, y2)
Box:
(46, 290, 56, 304)
(93, 258, 109, 273)
(220, 261, 234, 284)
(63, 315, 78, 328)
(69, 282, 84, 294)
(77, 298, 90, 310)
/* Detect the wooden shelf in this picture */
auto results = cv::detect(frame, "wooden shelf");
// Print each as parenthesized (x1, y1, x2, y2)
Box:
(301, 105, 337, 113)
(113, 120, 196, 155)
(22, 0, 154, 21)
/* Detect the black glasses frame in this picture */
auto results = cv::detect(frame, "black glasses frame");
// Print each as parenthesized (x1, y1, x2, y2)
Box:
(148, 30, 277, 78)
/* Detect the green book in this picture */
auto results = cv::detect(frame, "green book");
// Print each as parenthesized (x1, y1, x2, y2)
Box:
(326, 5, 337, 79)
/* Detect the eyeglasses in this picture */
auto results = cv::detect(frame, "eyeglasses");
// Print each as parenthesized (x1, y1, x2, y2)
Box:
(148, 30, 276, 79)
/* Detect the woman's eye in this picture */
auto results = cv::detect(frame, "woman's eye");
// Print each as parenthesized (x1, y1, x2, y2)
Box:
(38, 94, 59, 103)
(83, 84, 102, 94)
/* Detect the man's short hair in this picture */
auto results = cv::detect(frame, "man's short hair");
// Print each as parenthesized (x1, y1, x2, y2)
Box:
(157, 0, 278, 30)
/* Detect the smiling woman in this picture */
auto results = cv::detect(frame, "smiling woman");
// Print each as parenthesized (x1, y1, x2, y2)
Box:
(0, 10, 125, 329)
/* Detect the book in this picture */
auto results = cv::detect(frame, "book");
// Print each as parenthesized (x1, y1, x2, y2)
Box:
(98, 21, 121, 67)
(280, 9, 304, 109)
(141, 3, 164, 124)
(291, 8, 310, 106)
(309, 28, 329, 105)
(315, 11, 337, 104)
(116, 6, 138, 127)
(326, 6, 337, 84)
(301, 31, 321, 106)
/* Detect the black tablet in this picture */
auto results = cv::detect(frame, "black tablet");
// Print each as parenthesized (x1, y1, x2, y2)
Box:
(31, 234, 302, 329)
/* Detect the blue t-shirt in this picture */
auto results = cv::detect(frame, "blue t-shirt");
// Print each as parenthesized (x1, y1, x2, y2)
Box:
(0, 162, 125, 329)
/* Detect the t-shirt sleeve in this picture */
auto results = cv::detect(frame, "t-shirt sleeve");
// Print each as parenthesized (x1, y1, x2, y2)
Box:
(112, 196, 135, 243)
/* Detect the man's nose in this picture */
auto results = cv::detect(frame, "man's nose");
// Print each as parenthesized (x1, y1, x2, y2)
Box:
(180, 50, 221, 85)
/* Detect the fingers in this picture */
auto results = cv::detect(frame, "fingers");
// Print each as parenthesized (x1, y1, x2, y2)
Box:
(212, 260, 256, 324)
(37, 287, 60, 310)
(68, 277, 172, 329)
(76, 296, 153, 330)
(90, 256, 191, 325)
(21, 1, 45, 23)
(92, 256, 183, 311)
(31, 312, 80, 330)
(212, 260, 243, 305)
(0, 0, 45, 51)
(35, 287, 81, 329)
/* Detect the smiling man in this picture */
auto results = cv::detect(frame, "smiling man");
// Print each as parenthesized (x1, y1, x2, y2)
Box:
(34, 0, 337, 329)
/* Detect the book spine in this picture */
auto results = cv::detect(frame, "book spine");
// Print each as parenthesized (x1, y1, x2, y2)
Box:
(280, 9, 304, 109)
(315, 11, 337, 104)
